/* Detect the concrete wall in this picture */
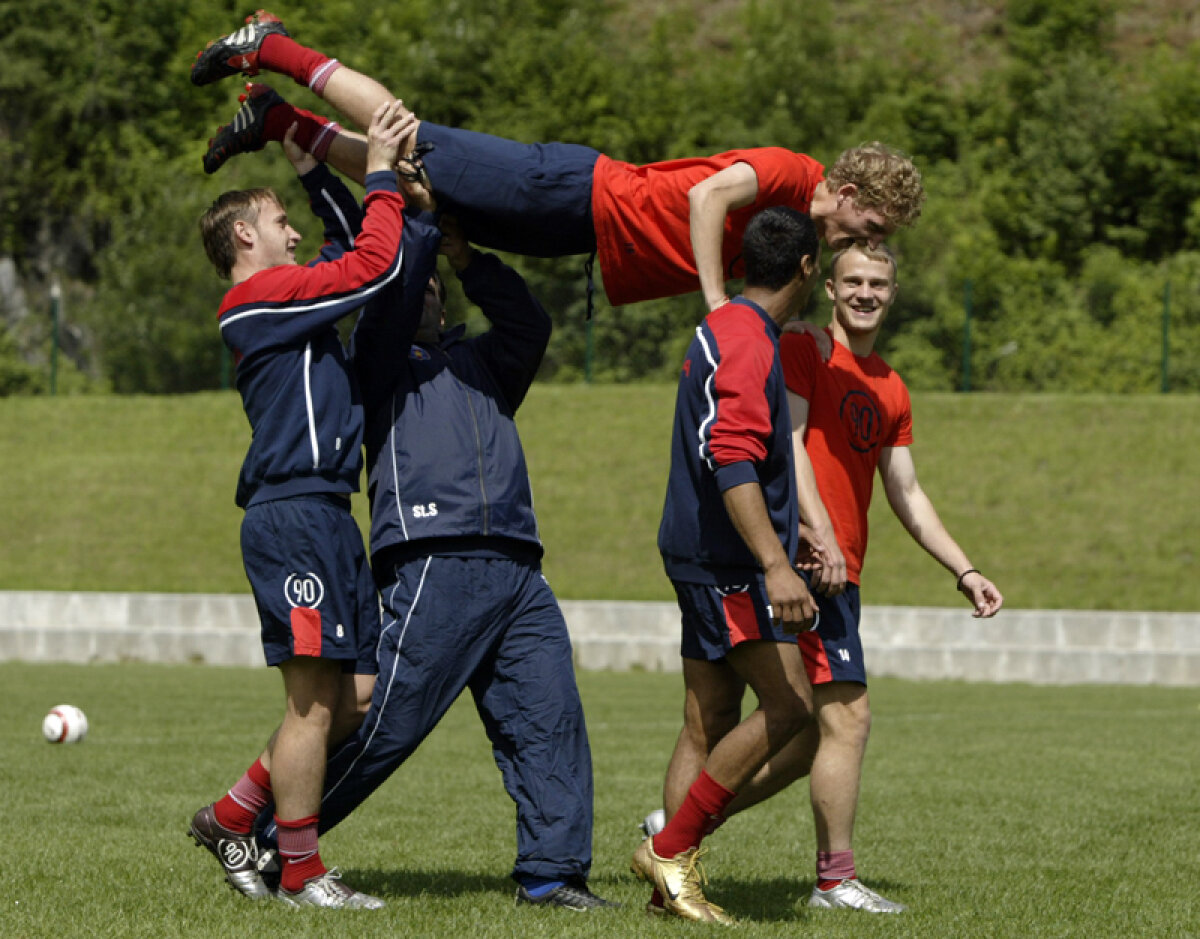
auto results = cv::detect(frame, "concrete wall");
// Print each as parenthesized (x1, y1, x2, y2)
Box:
(1, 591, 1197, 685)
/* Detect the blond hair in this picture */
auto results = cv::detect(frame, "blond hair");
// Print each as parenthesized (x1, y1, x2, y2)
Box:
(826, 143, 924, 229)
(199, 188, 281, 279)
(829, 243, 897, 281)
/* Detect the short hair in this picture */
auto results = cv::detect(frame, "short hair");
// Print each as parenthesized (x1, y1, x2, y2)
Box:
(829, 243, 898, 281)
(742, 207, 819, 291)
(199, 188, 281, 279)
(825, 142, 925, 229)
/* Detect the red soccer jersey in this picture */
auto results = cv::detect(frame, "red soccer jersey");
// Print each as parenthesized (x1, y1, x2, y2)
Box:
(780, 330, 913, 584)
(591, 148, 825, 306)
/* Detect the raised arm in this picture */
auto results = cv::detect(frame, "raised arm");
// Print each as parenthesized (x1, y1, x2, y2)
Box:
(787, 390, 846, 596)
(220, 102, 413, 355)
(878, 445, 1003, 617)
(282, 124, 364, 263)
(688, 162, 759, 312)
(442, 216, 551, 411)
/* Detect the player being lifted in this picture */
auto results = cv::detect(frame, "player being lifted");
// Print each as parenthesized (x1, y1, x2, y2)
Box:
(189, 10, 924, 311)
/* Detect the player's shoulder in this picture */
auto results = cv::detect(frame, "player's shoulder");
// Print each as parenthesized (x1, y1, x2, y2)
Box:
(220, 265, 306, 316)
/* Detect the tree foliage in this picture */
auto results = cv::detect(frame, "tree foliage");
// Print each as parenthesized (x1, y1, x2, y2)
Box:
(3, 0, 1199, 394)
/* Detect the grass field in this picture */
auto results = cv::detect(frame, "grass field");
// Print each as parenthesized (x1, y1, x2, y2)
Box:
(2, 662, 1196, 937)
(0, 389, 1197, 610)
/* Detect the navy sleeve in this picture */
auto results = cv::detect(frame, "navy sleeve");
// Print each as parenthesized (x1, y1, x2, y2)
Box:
(458, 252, 551, 411)
(299, 164, 364, 265)
(350, 209, 443, 414)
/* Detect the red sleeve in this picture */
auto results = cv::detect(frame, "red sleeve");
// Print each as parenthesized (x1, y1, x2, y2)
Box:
(706, 311, 775, 469)
(884, 376, 914, 447)
(780, 330, 822, 400)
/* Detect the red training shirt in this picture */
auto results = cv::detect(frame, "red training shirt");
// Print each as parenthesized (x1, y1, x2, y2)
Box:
(780, 330, 913, 584)
(591, 148, 825, 306)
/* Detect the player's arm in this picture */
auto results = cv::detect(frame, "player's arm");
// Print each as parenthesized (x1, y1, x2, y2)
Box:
(787, 390, 846, 596)
(781, 319, 833, 361)
(445, 216, 551, 411)
(688, 162, 759, 312)
(722, 481, 817, 633)
(878, 445, 1004, 618)
(282, 123, 364, 263)
(221, 103, 413, 355)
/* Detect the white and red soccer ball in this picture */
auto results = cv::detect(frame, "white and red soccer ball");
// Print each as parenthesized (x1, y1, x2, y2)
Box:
(42, 704, 88, 744)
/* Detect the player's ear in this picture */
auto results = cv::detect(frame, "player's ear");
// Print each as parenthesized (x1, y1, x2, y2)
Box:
(835, 183, 858, 208)
(233, 218, 255, 248)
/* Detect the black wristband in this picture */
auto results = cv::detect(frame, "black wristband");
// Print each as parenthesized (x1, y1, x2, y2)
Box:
(956, 568, 980, 591)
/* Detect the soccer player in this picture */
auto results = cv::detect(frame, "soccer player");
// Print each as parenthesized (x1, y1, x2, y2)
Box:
(631, 207, 823, 924)
(242, 198, 615, 909)
(188, 100, 413, 909)
(644, 244, 1005, 915)
(189, 10, 924, 311)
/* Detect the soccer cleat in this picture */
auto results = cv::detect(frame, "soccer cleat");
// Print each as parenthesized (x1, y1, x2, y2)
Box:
(515, 880, 621, 911)
(203, 83, 284, 174)
(191, 10, 288, 86)
(639, 808, 666, 838)
(809, 877, 907, 913)
(275, 868, 386, 909)
(188, 804, 272, 900)
(630, 838, 735, 925)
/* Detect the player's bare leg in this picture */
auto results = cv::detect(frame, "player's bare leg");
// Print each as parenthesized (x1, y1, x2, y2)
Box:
(270, 656, 384, 909)
(633, 642, 812, 924)
(807, 683, 870, 853)
(193, 10, 417, 181)
(661, 659, 743, 816)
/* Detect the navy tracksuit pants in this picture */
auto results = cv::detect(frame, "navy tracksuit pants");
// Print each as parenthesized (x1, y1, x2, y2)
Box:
(265, 552, 594, 882)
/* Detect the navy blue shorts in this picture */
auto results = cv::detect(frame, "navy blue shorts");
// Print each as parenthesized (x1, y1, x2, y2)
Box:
(674, 572, 819, 661)
(797, 584, 867, 685)
(240, 495, 380, 673)
(418, 122, 600, 258)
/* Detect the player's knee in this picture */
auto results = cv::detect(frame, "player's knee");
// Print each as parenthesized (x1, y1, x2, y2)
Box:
(686, 700, 740, 750)
(762, 693, 813, 740)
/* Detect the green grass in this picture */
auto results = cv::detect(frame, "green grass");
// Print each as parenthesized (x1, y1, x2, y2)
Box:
(1, 663, 1196, 937)
(1, 389, 1198, 609)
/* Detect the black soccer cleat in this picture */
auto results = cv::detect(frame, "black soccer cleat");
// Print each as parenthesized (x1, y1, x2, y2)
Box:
(203, 83, 284, 175)
(191, 10, 288, 86)
(188, 803, 273, 900)
(515, 880, 621, 912)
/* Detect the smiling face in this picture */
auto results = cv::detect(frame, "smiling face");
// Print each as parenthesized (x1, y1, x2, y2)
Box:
(825, 245, 897, 350)
(248, 196, 301, 269)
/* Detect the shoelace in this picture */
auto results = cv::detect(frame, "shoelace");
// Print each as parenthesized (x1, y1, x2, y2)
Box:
(675, 847, 711, 900)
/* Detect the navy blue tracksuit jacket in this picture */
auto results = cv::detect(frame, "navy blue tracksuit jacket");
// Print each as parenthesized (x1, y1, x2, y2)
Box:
(262, 220, 595, 885)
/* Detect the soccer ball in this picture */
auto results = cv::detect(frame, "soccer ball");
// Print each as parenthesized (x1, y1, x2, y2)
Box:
(42, 704, 88, 744)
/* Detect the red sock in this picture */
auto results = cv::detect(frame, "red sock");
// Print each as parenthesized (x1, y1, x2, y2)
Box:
(276, 814, 325, 892)
(258, 35, 342, 93)
(261, 101, 341, 160)
(212, 758, 272, 833)
(652, 770, 736, 859)
(817, 849, 856, 890)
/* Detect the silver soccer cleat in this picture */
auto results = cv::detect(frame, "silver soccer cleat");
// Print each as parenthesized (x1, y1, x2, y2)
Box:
(188, 803, 272, 900)
(809, 877, 906, 913)
(275, 868, 386, 909)
(639, 808, 666, 838)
